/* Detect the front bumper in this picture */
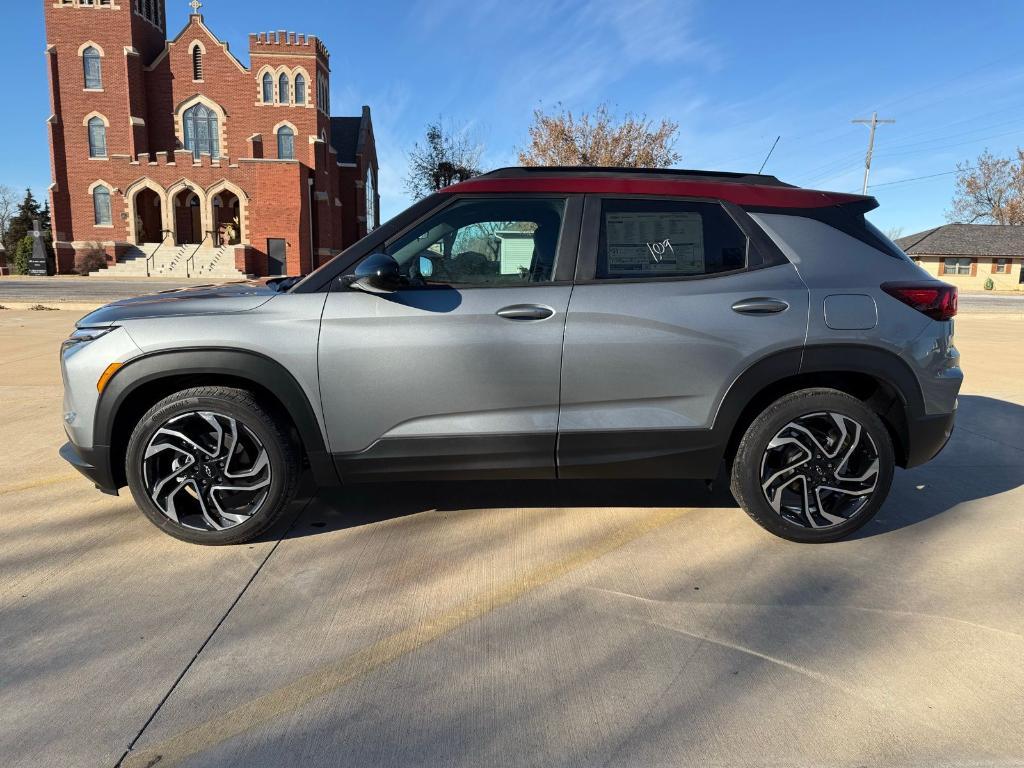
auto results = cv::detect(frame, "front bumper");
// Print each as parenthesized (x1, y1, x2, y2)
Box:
(903, 410, 956, 469)
(60, 441, 120, 496)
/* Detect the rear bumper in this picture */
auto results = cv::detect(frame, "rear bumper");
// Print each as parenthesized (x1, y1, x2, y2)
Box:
(59, 442, 120, 496)
(903, 409, 956, 469)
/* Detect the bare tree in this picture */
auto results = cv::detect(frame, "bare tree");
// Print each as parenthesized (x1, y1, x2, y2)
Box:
(947, 148, 1024, 225)
(884, 226, 904, 241)
(404, 120, 483, 200)
(518, 103, 681, 168)
(0, 184, 17, 247)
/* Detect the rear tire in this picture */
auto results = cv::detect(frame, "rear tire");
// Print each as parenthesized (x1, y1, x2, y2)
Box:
(126, 386, 300, 545)
(730, 388, 894, 543)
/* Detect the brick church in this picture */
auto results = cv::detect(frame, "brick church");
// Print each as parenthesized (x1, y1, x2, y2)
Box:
(43, 0, 379, 277)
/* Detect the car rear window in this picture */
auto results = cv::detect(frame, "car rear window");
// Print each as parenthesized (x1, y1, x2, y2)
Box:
(596, 199, 748, 279)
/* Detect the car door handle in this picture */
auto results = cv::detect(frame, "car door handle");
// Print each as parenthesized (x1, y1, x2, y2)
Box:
(496, 304, 556, 321)
(731, 297, 790, 315)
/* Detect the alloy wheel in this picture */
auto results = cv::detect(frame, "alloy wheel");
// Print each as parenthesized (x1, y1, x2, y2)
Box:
(759, 411, 880, 530)
(142, 411, 272, 531)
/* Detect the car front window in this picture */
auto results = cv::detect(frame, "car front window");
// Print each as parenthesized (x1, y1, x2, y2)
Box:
(386, 198, 566, 287)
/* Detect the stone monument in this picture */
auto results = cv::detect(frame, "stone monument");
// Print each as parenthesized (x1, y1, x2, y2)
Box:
(27, 219, 55, 276)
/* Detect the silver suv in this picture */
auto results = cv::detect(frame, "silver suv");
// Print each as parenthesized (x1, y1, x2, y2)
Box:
(60, 168, 961, 545)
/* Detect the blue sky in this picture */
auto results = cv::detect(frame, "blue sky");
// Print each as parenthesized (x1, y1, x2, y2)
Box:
(7, 0, 1024, 236)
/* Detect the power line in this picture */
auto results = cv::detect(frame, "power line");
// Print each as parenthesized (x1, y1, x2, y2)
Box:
(853, 112, 896, 194)
(867, 168, 966, 190)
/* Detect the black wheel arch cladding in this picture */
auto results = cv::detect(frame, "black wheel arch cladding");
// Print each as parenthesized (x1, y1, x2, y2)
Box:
(97, 348, 338, 489)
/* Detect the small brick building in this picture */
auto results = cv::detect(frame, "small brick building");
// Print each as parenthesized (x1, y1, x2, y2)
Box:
(44, 0, 379, 277)
(897, 224, 1024, 292)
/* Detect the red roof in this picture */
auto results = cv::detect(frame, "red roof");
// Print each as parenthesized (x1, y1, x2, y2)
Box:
(444, 173, 870, 209)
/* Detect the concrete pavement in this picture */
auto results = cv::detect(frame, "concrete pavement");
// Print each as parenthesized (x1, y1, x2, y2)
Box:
(0, 276, 237, 306)
(1, 309, 1022, 767)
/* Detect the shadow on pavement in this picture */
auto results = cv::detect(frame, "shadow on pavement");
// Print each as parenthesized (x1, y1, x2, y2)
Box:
(268, 394, 1024, 543)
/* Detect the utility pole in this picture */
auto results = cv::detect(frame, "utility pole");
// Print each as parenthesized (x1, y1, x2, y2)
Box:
(852, 112, 895, 194)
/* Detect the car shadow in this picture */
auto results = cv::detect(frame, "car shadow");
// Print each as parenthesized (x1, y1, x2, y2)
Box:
(263, 395, 1023, 543)
(852, 394, 1024, 538)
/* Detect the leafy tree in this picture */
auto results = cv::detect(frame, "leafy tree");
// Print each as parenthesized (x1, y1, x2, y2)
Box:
(0, 184, 17, 249)
(404, 120, 483, 200)
(947, 148, 1024, 225)
(518, 103, 682, 168)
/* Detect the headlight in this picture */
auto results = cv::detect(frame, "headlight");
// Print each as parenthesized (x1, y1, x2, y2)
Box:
(61, 327, 116, 354)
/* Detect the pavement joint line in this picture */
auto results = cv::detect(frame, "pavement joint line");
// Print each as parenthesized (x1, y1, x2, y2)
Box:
(118, 505, 692, 768)
(951, 425, 1024, 454)
(0, 473, 82, 496)
(113, 498, 315, 768)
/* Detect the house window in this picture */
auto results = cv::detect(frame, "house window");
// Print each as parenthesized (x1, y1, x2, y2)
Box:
(365, 168, 376, 229)
(83, 46, 102, 89)
(278, 73, 290, 105)
(192, 46, 203, 81)
(262, 72, 274, 103)
(942, 257, 972, 276)
(93, 186, 112, 226)
(294, 74, 306, 105)
(183, 103, 219, 159)
(87, 117, 107, 157)
(277, 126, 295, 160)
(993, 258, 1010, 274)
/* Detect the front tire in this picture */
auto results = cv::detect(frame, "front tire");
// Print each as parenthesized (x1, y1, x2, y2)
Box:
(126, 386, 300, 545)
(730, 388, 894, 543)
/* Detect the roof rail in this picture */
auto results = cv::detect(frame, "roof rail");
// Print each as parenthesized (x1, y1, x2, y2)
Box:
(478, 166, 794, 188)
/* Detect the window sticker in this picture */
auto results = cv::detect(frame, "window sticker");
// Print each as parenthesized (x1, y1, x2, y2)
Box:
(605, 212, 705, 275)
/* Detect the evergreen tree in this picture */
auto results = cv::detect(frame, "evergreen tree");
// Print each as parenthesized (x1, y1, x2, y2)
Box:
(41, 200, 52, 236)
(3, 189, 42, 255)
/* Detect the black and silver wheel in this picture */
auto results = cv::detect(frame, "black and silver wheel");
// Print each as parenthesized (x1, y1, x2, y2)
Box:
(126, 386, 300, 545)
(730, 388, 894, 543)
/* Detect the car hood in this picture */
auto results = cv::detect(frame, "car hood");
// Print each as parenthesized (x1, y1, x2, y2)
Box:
(77, 280, 281, 327)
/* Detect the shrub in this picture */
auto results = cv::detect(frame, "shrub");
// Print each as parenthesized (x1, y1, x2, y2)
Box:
(984, 277, 995, 291)
(13, 235, 33, 275)
(76, 243, 108, 276)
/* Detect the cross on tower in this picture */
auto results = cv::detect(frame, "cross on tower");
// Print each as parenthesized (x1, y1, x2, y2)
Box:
(189, 0, 202, 14)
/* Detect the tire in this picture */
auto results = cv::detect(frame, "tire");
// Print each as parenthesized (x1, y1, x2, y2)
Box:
(730, 388, 894, 543)
(126, 386, 300, 545)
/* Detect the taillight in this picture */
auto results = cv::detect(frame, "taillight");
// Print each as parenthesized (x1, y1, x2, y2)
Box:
(881, 282, 958, 321)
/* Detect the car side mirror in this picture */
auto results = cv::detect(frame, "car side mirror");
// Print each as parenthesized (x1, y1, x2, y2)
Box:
(349, 253, 402, 294)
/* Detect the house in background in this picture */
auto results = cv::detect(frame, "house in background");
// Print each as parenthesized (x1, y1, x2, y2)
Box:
(896, 224, 1024, 291)
(44, 0, 379, 278)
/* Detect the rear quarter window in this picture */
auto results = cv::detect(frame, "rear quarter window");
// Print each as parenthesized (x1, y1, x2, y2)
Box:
(597, 199, 748, 279)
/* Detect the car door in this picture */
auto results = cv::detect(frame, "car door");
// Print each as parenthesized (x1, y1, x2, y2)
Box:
(558, 195, 810, 479)
(319, 195, 581, 480)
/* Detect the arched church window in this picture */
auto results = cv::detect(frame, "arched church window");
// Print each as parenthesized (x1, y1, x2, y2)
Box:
(88, 116, 107, 158)
(183, 103, 219, 159)
(277, 126, 295, 160)
(83, 46, 102, 89)
(93, 186, 112, 225)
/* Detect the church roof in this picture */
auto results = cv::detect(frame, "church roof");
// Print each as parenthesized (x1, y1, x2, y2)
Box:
(330, 107, 372, 164)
